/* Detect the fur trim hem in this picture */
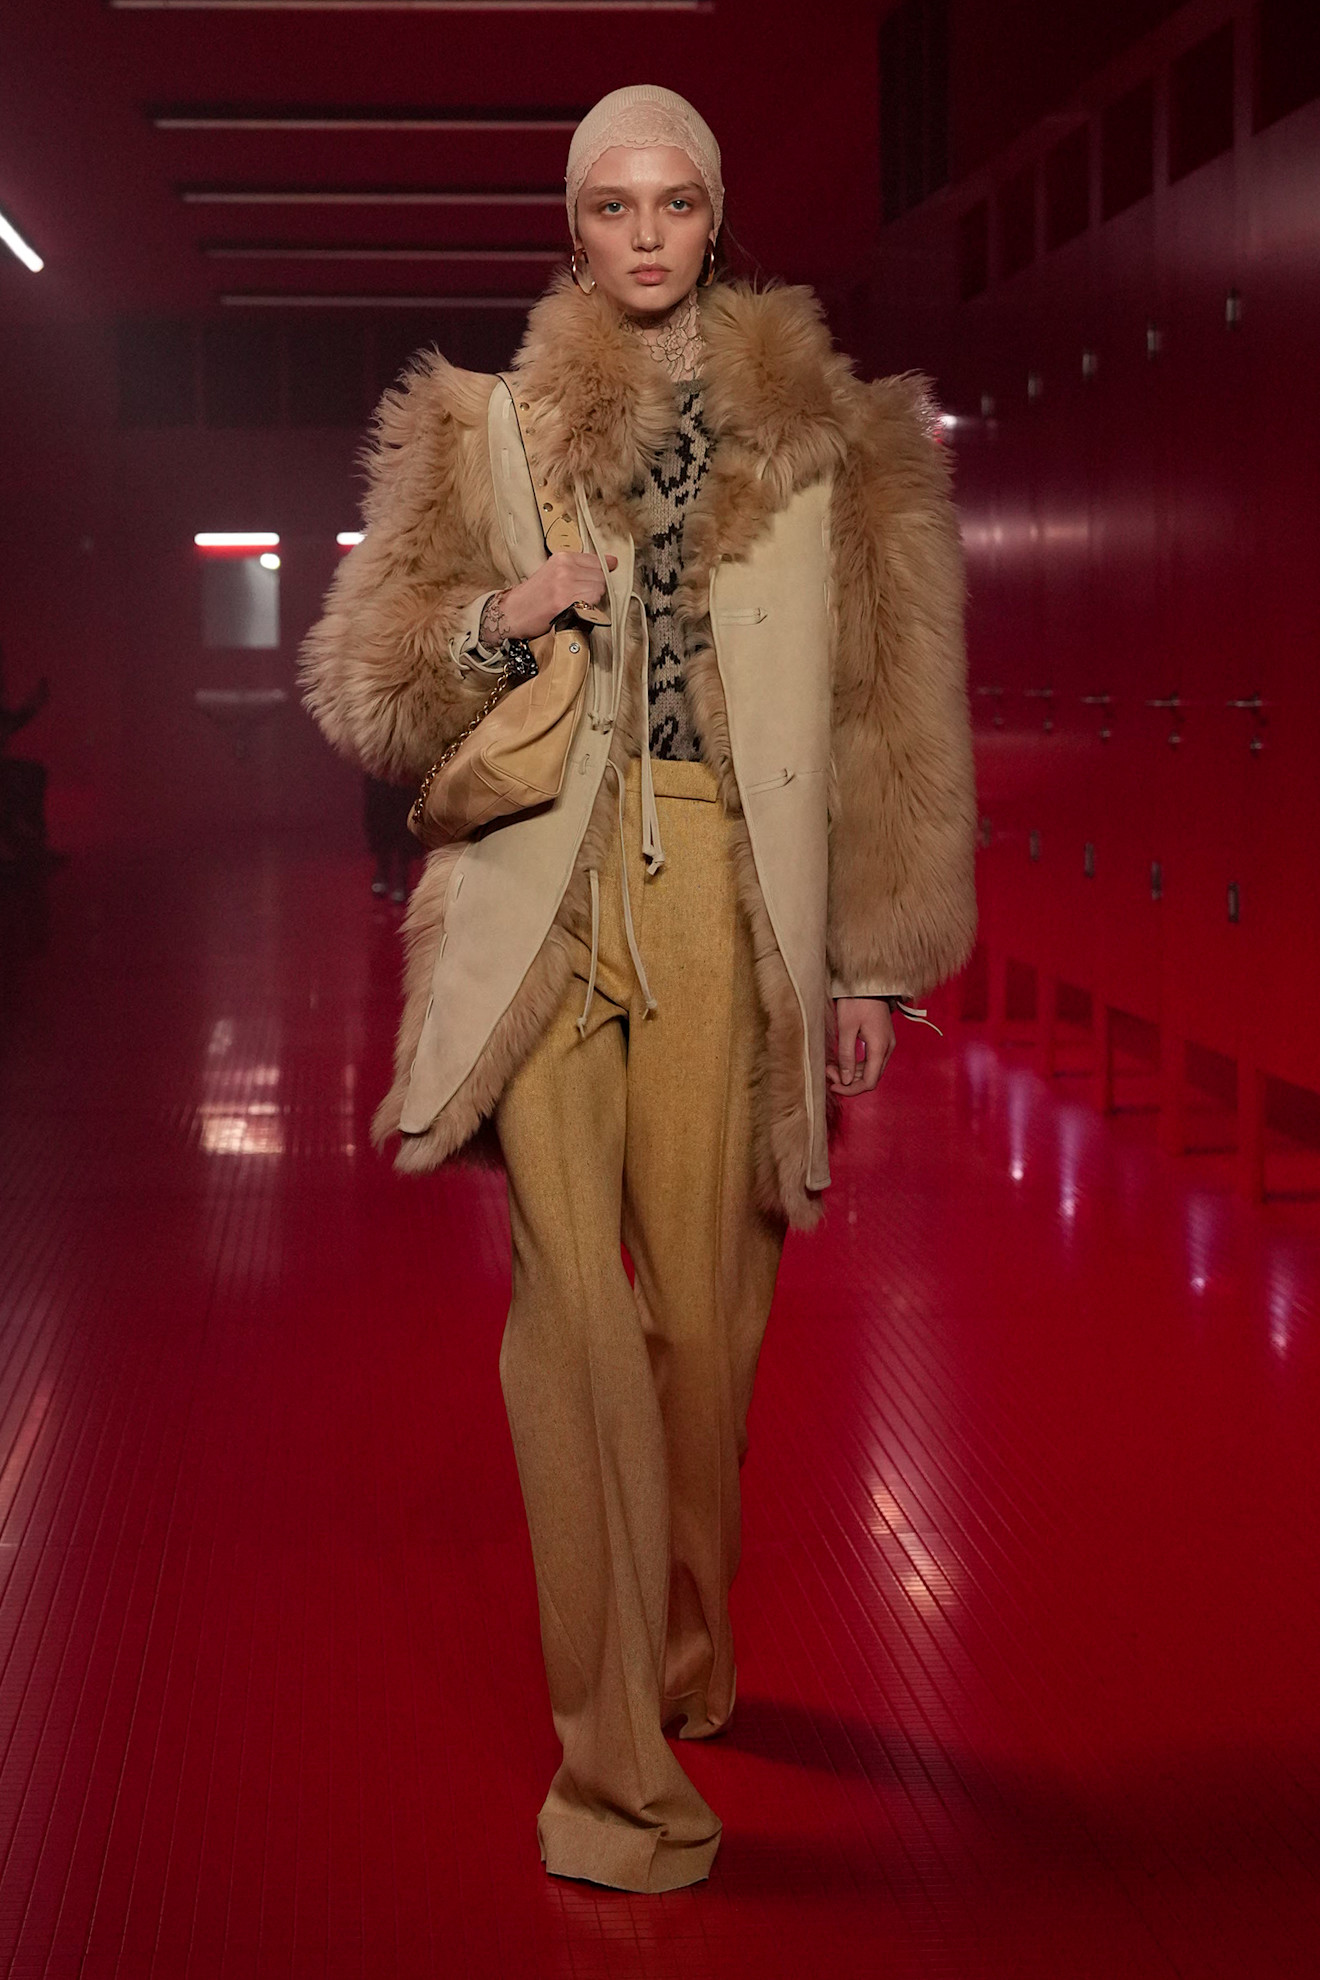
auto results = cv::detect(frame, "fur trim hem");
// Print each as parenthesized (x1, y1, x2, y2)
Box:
(825, 373, 978, 996)
(369, 663, 645, 1175)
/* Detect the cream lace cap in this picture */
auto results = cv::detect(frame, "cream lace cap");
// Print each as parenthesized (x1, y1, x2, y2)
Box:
(565, 85, 724, 237)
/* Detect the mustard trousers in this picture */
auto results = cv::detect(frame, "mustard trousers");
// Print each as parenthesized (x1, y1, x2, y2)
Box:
(494, 755, 786, 1894)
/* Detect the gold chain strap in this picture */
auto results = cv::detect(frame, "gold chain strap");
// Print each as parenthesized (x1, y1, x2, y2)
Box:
(408, 668, 513, 833)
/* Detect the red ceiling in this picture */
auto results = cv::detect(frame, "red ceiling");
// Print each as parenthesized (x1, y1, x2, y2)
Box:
(0, 0, 894, 324)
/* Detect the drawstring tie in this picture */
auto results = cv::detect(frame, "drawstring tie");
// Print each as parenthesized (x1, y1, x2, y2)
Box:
(574, 487, 664, 1036)
(892, 1001, 943, 1036)
(608, 760, 658, 1015)
(632, 593, 665, 876)
(577, 761, 659, 1036)
(577, 870, 601, 1037)
(576, 488, 665, 876)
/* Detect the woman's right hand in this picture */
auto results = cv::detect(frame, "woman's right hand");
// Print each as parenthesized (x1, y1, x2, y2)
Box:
(480, 552, 618, 644)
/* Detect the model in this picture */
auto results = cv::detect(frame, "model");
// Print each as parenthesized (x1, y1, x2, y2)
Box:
(301, 83, 977, 1895)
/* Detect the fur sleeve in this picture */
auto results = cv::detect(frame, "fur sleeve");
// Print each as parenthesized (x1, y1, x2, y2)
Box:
(298, 351, 507, 782)
(826, 374, 978, 999)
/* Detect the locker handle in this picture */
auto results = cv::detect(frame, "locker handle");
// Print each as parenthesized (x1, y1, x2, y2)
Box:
(1145, 694, 1181, 709)
(1225, 694, 1264, 711)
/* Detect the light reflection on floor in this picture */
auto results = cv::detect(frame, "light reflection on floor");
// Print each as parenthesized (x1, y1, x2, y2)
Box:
(1, 831, 1318, 1979)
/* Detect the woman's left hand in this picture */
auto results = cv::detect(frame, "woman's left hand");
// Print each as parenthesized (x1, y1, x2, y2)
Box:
(827, 997, 895, 1098)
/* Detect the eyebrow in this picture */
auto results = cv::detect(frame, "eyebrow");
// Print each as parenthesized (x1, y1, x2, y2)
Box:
(585, 181, 705, 198)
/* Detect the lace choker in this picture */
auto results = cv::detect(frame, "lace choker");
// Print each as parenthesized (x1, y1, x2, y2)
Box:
(618, 287, 706, 383)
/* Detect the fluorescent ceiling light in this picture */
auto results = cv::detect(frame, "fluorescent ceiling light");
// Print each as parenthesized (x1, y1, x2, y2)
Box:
(194, 531, 281, 548)
(0, 211, 43, 273)
(336, 532, 365, 546)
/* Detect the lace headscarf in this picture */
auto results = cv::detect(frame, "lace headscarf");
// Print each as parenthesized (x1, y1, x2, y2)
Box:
(565, 85, 724, 238)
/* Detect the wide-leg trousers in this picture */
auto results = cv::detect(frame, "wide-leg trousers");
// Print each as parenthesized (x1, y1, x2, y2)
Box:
(494, 754, 786, 1893)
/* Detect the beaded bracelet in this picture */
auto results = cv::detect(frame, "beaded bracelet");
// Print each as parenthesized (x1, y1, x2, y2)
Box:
(499, 636, 540, 685)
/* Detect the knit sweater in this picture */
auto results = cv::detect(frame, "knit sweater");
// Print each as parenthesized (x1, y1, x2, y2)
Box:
(633, 378, 714, 761)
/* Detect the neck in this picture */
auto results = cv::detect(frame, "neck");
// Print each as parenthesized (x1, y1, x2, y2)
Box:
(616, 286, 705, 383)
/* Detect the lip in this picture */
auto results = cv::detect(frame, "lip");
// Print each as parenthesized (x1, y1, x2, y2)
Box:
(631, 266, 670, 282)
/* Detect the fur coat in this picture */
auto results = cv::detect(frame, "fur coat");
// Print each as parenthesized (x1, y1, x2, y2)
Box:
(300, 269, 977, 1228)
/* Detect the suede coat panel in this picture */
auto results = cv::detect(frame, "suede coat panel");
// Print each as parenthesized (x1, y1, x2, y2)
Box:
(299, 269, 977, 1228)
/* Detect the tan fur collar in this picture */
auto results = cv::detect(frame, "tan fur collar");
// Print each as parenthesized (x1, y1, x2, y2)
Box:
(510, 267, 862, 510)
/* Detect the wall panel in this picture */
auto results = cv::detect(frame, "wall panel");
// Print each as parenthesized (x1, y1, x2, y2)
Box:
(868, 1, 1320, 1112)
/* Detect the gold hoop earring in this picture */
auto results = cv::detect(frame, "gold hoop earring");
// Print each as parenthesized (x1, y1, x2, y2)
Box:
(570, 245, 595, 294)
(700, 239, 717, 288)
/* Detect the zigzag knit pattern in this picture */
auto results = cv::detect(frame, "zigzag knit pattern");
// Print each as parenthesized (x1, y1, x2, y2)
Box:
(633, 380, 714, 762)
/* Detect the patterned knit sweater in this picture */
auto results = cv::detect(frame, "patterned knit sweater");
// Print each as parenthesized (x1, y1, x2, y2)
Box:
(633, 378, 714, 761)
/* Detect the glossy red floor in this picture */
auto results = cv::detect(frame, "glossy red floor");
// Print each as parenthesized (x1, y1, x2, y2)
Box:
(2, 829, 1319, 1980)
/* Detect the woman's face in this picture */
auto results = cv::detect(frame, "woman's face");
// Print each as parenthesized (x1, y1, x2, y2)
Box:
(573, 144, 714, 314)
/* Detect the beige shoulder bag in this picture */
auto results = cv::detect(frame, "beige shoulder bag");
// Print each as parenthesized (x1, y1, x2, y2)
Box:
(407, 376, 609, 850)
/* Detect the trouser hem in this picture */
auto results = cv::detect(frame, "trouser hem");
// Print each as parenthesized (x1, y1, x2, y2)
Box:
(538, 1811, 722, 1893)
(662, 1665, 737, 1740)
(662, 1703, 731, 1741)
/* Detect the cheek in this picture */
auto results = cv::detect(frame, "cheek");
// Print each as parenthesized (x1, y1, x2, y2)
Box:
(577, 215, 623, 262)
(675, 218, 712, 260)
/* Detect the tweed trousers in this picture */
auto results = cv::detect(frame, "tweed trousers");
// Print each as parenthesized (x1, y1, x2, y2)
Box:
(494, 754, 787, 1894)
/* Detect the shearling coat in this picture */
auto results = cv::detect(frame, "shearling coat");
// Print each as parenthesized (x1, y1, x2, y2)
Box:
(300, 269, 977, 1230)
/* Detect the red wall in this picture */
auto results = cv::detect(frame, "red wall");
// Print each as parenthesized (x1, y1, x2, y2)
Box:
(1, 322, 431, 848)
(0, 317, 122, 849)
(862, 0, 1320, 1106)
(949, 0, 1185, 174)
(0, 314, 364, 847)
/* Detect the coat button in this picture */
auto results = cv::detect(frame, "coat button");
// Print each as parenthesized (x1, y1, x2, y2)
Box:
(568, 642, 581, 653)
